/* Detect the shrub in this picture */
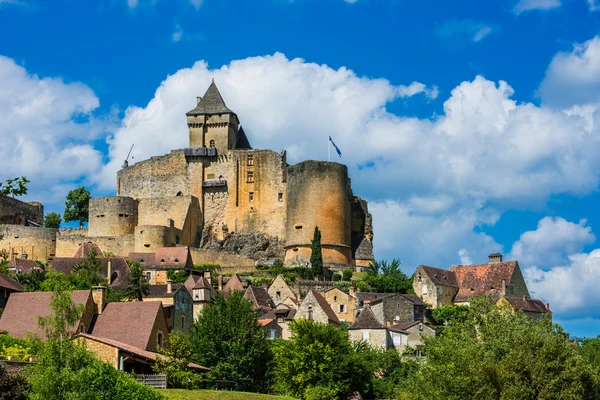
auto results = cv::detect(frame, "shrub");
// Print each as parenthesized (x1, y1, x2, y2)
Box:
(342, 270, 353, 281)
(332, 273, 342, 282)
(305, 386, 338, 400)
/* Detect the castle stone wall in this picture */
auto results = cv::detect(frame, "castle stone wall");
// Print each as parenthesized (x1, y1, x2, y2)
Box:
(134, 225, 177, 253)
(138, 196, 195, 230)
(89, 196, 138, 237)
(55, 234, 135, 257)
(189, 248, 255, 271)
(0, 195, 43, 226)
(285, 161, 352, 266)
(0, 225, 57, 262)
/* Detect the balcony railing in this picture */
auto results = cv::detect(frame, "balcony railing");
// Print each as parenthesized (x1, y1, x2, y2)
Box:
(184, 147, 217, 158)
(202, 180, 227, 188)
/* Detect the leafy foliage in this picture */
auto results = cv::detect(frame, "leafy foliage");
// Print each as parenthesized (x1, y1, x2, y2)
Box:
(126, 260, 149, 301)
(401, 297, 599, 400)
(63, 186, 91, 228)
(357, 258, 413, 293)
(190, 291, 271, 392)
(39, 250, 105, 292)
(342, 270, 353, 281)
(309, 226, 323, 277)
(154, 332, 207, 389)
(331, 273, 341, 282)
(44, 212, 62, 229)
(15, 269, 47, 291)
(37, 290, 85, 341)
(0, 176, 29, 198)
(167, 269, 191, 284)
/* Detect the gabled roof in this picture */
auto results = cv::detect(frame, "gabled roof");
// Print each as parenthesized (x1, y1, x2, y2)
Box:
(183, 274, 212, 297)
(154, 247, 192, 268)
(0, 290, 91, 339)
(259, 307, 295, 321)
(90, 301, 164, 350)
(451, 261, 519, 302)
(73, 242, 103, 258)
(502, 296, 549, 313)
(419, 265, 459, 288)
(388, 320, 422, 332)
(223, 274, 245, 292)
(50, 257, 131, 287)
(306, 290, 340, 326)
(127, 252, 156, 267)
(186, 81, 234, 116)
(354, 237, 374, 261)
(355, 292, 394, 303)
(0, 273, 24, 292)
(349, 306, 384, 330)
(192, 277, 212, 290)
(245, 286, 274, 310)
(146, 284, 183, 298)
(77, 334, 209, 372)
(8, 258, 42, 273)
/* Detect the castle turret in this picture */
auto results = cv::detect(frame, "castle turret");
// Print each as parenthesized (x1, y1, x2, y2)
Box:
(284, 161, 352, 269)
(186, 81, 242, 154)
(89, 196, 138, 237)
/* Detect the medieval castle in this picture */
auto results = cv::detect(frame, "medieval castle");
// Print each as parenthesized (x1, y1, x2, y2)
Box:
(0, 81, 374, 271)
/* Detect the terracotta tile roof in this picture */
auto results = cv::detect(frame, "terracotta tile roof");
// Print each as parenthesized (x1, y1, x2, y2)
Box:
(192, 277, 211, 290)
(0, 290, 91, 339)
(90, 301, 163, 350)
(419, 265, 458, 287)
(50, 257, 131, 287)
(503, 296, 549, 313)
(309, 290, 341, 326)
(451, 261, 519, 302)
(245, 286, 274, 309)
(349, 306, 384, 330)
(127, 252, 156, 267)
(223, 274, 245, 292)
(154, 247, 192, 268)
(0, 273, 24, 292)
(388, 321, 422, 332)
(73, 242, 103, 258)
(146, 284, 183, 298)
(258, 319, 273, 326)
(8, 259, 42, 274)
(77, 333, 209, 372)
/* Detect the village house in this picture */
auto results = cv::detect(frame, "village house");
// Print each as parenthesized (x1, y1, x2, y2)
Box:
(8, 258, 42, 275)
(51, 256, 131, 287)
(281, 296, 300, 309)
(268, 275, 296, 306)
(128, 247, 193, 285)
(497, 295, 551, 320)
(324, 287, 357, 323)
(366, 293, 425, 326)
(184, 273, 214, 319)
(222, 273, 247, 293)
(244, 285, 275, 311)
(0, 273, 24, 308)
(413, 265, 459, 308)
(294, 290, 340, 327)
(143, 280, 194, 333)
(258, 303, 297, 339)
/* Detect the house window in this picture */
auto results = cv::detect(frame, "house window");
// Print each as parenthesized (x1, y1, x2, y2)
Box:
(145, 272, 151, 281)
(249, 192, 254, 201)
(418, 273, 422, 282)
(248, 155, 254, 166)
(247, 171, 254, 183)
(209, 140, 215, 148)
(308, 306, 313, 320)
(338, 304, 345, 313)
(181, 316, 185, 330)
(278, 193, 283, 202)
(418, 323, 423, 332)
(157, 331, 164, 348)
(276, 291, 281, 299)
(334, 296, 337, 302)
(422, 284, 428, 295)
(363, 331, 370, 341)
(438, 286, 443, 295)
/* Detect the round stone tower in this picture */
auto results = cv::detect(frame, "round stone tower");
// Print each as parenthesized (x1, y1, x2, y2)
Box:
(284, 161, 352, 268)
(88, 196, 138, 237)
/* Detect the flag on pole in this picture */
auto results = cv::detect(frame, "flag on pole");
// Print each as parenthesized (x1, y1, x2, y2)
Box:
(329, 135, 342, 158)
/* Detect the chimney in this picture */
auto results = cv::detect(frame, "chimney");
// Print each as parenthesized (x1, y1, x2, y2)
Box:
(349, 285, 356, 297)
(204, 270, 212, 285)
(107, 259, 112, 286)
(488, 253, 503, 264)
(196, 96, 202, 105)
(545, 302, 550, 311)
(218, 275, 223, 291)
(92, 286, 106, 314)
(167, 280, 173, 294)
(522, 295, 527, 301)
(501, 279, 506, 296)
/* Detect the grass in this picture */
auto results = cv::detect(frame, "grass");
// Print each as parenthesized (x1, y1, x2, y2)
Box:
(161, 389, 296, 400)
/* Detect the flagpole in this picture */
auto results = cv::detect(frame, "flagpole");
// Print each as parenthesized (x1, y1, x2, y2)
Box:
(328, 135, 330, 162)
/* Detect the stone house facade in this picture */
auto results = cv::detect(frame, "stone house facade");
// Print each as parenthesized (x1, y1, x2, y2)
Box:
(369, 294, 425, 326)
(324, 287, 357, 323)
(142, 282, 194, 333)
(268, 275, 296, 305)
(294, 290, 340, 326)
(413, 265, 459, 308)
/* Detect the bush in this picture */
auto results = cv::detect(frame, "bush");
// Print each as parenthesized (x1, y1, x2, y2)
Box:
(193, 264, 220, 271)
(332, 273, 342, 282)
(167, 269, 190, 284)
(342, 270, 353, 281)
(272, 259, 284, 269)
(305, 386, 338, 400)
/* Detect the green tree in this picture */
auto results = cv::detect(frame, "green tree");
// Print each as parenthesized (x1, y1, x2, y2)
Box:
(310, 226, 323, 278)
(342, 269, 353, 281)
(71, 249, 104, 288)
(37, 290, 85, 341)
(125, 260, 149, 301)
(190, 291, 271, 392)
(401, 297, 599, 400)
(0, 176, 30, 198)
(44, 212, 62, 229)
(271, 319, 376, 399)
(153, 332, 206, 389)
(63, 187, 91, 228)
(577, 337, 600, 375)
(15, 269, 47, 291)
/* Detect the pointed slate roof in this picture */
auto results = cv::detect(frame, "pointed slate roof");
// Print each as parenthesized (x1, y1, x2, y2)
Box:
(349, 306, 384, 330)
(223, 274, 245, 292)
(236, 126, 252, 149)
(245, 286, 274, 310)
(186, 81, 234, 116)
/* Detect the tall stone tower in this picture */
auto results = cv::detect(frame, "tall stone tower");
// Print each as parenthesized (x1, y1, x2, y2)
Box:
(186, 80, 244, 155)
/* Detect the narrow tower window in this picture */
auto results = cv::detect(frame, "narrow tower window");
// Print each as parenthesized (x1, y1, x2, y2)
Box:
(209, 140, 215, 148)
(278, 193, 283, 202)
(249, 192, 254, 201)
(247, 171, 254, 183)
(248, 154, 254, 166)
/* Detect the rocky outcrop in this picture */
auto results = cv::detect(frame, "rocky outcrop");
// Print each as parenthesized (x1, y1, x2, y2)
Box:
(200, 229, 285, 261)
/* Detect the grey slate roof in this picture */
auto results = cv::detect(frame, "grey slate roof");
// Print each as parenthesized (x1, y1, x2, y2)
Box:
(186, 81, 234, 116)
(349, 306, 385, 330)
(236, 126, 252, 149)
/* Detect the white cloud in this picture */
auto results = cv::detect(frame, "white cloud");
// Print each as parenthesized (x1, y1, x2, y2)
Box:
(0, 56, 107, 206)
(513, 0, 561, 14)
(509, 217, 595, 269)
(436, 19, 497, 43)
(189, 0, 202, 9)
(539, 36, 600, 107)
(127, 0, 138, 9)
(172, 23, 183, 42)
(590, 0, 599, 11)
(171, 22, 206, 42)
(458, 249, 472, 265)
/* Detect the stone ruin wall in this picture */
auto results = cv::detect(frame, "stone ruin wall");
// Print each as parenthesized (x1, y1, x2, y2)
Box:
(55, 233, 135, 258)
(0, 195, 43, 226)
(0, 225, 57, 262)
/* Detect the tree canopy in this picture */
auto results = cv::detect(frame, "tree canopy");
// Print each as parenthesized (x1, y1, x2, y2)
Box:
(357, 259, 413, 293)
(125, 260, 149, 301)
(0, 176, 29, 198)
(63, 186, 91, 228)
(44, 212, 62, 228)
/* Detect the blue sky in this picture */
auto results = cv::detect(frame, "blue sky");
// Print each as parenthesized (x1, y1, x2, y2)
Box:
(1, 0, 600, 336)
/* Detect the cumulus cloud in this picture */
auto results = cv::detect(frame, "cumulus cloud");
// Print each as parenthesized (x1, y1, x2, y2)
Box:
(171, 22, 207, 43)
(510, 217, 595, 269)
(436, 19, 497, 43)
(513, 0, 561, 14)
(0, 56, 107, 205)
(539, 36, 600, 107)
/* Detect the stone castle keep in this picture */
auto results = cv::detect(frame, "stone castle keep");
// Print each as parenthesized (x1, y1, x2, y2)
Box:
(0, 82, 374, 270)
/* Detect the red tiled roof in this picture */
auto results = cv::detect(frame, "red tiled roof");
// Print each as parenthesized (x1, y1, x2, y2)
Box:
(127, 252, 156, 267)
(0, 273, 24, 292)
(245, 286, 274, 310)
(8, 259, 42, 274)
(154, 247, 191, 268)
(502, 296, 549, 313)
(90, 301, 163, 350)
(450, 261, 519, 302)
(50, 257, 131, 287)
(223, 274, 245, 292)
(77, 333, 209, 372)
(419, 265, 458, 287)
(0, 290, 91, 339)
(349, 306, 384, 330)
(74, 242, 103, 258)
